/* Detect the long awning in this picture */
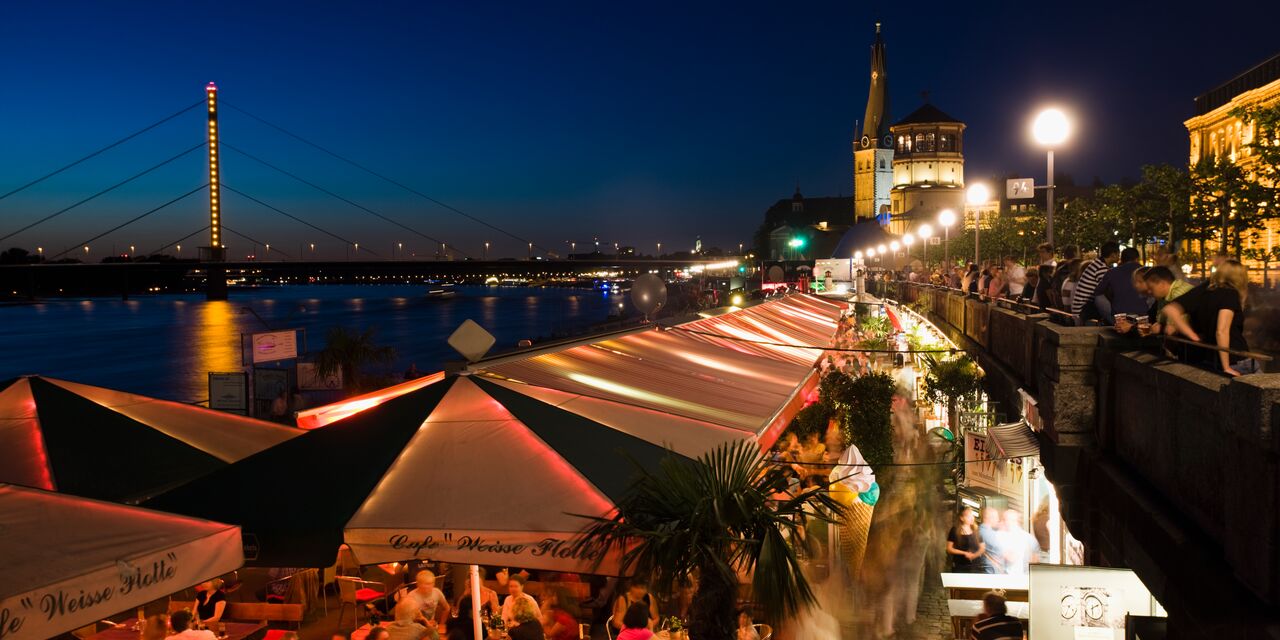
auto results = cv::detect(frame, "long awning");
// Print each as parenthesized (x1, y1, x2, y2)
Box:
(987, 420, 1042, 458)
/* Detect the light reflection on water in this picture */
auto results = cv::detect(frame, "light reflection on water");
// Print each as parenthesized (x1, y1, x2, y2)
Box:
(0, 285, 625, 402)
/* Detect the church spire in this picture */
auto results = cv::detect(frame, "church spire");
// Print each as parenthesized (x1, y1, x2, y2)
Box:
(859, 22, 890, 148)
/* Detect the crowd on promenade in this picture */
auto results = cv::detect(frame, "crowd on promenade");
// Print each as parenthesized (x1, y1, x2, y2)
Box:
(883, 242, 1263, 377)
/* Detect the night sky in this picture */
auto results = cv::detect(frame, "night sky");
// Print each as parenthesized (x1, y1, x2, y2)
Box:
(3, 1, 1279, 259)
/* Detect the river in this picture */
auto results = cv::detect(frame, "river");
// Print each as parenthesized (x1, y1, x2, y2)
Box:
(0, 284, 629, 402)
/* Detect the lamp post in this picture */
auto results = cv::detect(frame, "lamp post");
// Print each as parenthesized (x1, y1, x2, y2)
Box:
(966, 183, 990, 267)
(938, 209, 957, 268)
(902, 233, 915, 268)
(1032, 108, 1071, 245)
(917, 224, 933, 268)
(484, 241, 490, 260)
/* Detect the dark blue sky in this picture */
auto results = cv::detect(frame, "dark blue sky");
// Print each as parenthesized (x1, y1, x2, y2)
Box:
(3, 1, 1279, 259)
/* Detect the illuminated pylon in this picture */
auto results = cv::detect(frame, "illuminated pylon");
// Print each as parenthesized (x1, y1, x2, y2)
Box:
(206, 82, 223, 257)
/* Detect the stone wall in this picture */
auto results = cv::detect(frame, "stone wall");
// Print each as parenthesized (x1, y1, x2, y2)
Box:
(869, 280, 1280, 635)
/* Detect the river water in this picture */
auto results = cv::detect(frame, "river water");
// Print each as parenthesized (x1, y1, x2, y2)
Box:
(0, 285, 628, 402)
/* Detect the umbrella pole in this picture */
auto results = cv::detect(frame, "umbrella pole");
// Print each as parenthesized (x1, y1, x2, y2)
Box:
(470, 564, 483, 640)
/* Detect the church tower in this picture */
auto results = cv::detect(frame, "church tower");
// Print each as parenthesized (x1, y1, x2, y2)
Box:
(853, 23, 893, 223)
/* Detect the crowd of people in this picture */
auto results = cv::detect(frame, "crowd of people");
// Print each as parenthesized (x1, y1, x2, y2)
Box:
(890, 242, 1262, 376)
(946, 507, 1042, 576)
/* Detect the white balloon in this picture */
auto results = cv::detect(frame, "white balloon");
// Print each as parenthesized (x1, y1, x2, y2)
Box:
(631, 273, 668, 317)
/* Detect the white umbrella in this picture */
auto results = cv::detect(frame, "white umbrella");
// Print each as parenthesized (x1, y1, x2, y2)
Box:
(0, 484, 243, 640)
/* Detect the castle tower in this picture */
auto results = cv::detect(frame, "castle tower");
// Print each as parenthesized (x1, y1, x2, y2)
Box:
(888, 101, 966, 235)
(853, 23, 894, 223)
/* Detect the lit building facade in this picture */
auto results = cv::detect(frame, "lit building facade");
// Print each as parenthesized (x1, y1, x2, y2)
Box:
(888, 103, 966, 235)
(1184, 53, 1280, 272)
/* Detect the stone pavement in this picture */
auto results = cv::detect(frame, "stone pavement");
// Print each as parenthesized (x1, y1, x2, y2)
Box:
(895, 571, 952, 640)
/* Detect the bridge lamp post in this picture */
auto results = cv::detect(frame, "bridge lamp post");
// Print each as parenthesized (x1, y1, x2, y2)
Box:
(176, 245, 181, 257)
(1032, 107, 1071, 245)
(129, 245, 135, 258)
(484, 241, 489, 260)
(36, 247, 43, 259)
(656, 242, 662, 257)
(966, 183, 990, 266)
(83, 245, 90, 259)
(265, 244, 270, 261)
(527, 242, 533, 260)
(938, 209, 957, 268)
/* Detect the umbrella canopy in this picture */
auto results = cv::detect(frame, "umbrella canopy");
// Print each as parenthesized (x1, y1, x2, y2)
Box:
(0, 376, 301, 503)
(0, 484, 243, 640)
(145, 375, 741, 570)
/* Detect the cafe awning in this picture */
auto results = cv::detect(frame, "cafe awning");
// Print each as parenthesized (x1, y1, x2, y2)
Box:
(144, 374, 744, 570)
(0, 484, 242, 640)
(0, 376, 301, 503)
(987, 420, 1042, 458)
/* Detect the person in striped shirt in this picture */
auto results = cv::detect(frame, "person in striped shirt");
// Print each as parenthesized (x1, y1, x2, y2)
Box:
(1070, 241, 1120, 324)
(969, 591, 1024, 639)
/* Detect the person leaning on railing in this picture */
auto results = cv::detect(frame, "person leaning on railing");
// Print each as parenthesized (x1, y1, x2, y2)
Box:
(1160, 259, 1258, 376)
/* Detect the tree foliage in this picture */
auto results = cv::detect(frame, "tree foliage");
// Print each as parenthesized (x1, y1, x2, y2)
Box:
(575, 441, 843, 639)
(316, 326, 396, 392)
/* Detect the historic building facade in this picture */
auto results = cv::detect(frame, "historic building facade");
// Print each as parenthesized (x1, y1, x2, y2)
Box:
(888, 103, 966, 235)
(853, 24, 893, 223)
(1184, 52, 1280, 269)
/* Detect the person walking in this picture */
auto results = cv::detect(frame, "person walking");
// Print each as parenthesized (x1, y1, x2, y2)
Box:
(946, 509, 986, 573)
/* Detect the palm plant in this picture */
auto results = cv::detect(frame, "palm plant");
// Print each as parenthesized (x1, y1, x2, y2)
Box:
(922, 354, 983, 433)
(577, 441, 841, 640)
(316, 326, 396, 392)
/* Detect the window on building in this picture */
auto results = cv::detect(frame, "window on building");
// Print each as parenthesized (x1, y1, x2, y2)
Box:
(939, 133, 953, 152)
(925, 132, 936, 152)
(914, 133, 925, 151)
(880, 159, 886, 169)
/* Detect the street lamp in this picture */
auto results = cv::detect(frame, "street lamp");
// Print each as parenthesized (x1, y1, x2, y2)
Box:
(917, 223, 933, 266)
(176, 244, 181, 257)
(264, 243, 270, 260)
(938, 209, 957, 267)
(484, 241, 490, 260)
(1032, 108, 1071, 245)
(967, 183, 991, 266)
(656, 242, 662, 256)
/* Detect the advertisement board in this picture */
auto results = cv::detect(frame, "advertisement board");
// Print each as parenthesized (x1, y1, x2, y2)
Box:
(207, 372, 248, 414)
(1029, 565, 1163, 640)
(250, 330, 298, 364)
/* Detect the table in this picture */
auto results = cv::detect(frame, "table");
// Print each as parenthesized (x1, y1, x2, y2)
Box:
(351, 621, 447, 640)
(88, 619, 266, 640)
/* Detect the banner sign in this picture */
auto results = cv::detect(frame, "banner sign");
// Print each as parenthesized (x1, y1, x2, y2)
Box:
(0, 527, 242, 640)
(344, 528, 622, 575)
(208, 372, 248, 414)
(1007, 177, 1034, 199)
(251, 330, 298, 364)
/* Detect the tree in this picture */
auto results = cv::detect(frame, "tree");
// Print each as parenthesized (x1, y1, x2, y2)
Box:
(316, 326, 396, 392)
(1231, 103, 1280, 235)
(922, 354, 983, 433)
(577, 441, 842, 640)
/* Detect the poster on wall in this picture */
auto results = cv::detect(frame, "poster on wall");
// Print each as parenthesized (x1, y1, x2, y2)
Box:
(1029, 565, 1164, 640)
(250, 330, 298, 363)
(208, 372, 247, 414)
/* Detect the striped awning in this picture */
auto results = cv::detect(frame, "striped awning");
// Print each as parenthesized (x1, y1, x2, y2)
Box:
(986, 420, 1041, 458)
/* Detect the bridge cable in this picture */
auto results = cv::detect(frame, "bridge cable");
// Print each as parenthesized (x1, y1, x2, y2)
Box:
(148, 225, 210, 257)
(0, 142, 206, 244)
(50, 184, 209, 259)
(0, 100, 204, 201)
(221, 186, 382, 257)
(222, 102, 550, 255)
(222, 143, 468, 258)
(221, 225, 295, 260)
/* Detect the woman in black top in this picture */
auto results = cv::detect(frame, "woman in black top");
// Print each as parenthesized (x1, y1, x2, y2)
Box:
(1164, 260, 1253, 375)
(946, 509, 986, 573)
(194, 578, 227, 626)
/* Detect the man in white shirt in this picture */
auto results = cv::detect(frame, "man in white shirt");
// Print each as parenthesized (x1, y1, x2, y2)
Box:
(500, 574, 540, 628)
(401, 570, 449, 639)
(1003, 256, 1026, 297)
(166, 610, 215, 640)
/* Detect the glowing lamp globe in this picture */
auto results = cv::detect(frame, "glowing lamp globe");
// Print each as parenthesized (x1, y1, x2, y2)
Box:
(890, 241, 900, 252)
(938, 209, 957, 228)
(854, 251, 863, 259)
(903, 233, 915, 246)
(1033, 108, 1071, 146)
(966, 183, 990, 206)
(877, 244, 887, 254)
(918, 224, 933, 239)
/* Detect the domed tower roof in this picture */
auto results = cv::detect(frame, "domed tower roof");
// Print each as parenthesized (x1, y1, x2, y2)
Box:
(892, 103, 962, 127)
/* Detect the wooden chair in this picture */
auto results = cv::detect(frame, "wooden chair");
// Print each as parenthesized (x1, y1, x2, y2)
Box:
(225, 602, 303, 628)
(335, 576, 387, 631)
